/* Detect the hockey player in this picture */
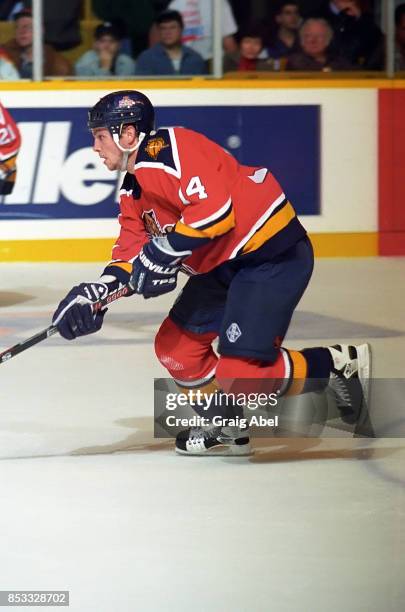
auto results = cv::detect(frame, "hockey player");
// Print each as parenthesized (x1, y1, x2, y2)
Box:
(0, 100, 21, 195)
(52, 90, 370, 455)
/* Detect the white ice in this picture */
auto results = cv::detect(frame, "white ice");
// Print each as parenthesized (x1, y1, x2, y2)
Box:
(0, 259, 404, 612)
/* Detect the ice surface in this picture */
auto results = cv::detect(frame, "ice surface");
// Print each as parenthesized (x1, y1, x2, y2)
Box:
(0, 260, 404, 612)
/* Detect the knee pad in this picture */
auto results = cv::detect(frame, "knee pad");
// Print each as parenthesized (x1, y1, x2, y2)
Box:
(155, 317, 218, 384)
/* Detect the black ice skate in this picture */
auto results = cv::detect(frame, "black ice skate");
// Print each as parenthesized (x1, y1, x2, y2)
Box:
(175, 424, 252, 456)
(327, 343, 371, 424)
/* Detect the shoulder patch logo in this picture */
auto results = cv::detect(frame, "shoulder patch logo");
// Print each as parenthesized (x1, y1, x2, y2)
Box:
(145, 137, 169, 160)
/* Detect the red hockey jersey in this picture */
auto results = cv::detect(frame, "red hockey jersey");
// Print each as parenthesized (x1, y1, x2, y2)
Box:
(0, 101, 20, 195)
(106, 127, 306, 281)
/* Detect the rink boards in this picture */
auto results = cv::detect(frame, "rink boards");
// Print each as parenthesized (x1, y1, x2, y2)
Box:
(0, 79, 403, 258)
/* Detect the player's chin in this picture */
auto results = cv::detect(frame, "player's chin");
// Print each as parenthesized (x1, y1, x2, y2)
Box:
(103, 158, 118, 171)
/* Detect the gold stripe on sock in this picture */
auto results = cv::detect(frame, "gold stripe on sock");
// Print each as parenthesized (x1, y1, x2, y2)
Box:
(286, 350, 308, 396)
(176, 379, 220, 402)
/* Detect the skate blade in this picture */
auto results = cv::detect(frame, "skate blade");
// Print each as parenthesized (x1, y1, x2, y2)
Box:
(175, 443, 253, 457)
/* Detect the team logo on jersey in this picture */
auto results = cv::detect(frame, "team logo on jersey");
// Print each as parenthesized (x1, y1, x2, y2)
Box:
(145, 137, 169, 161)
(142, 209, 174, 239)
(226, 323, 242, 343)
(118, 96, 138, 109)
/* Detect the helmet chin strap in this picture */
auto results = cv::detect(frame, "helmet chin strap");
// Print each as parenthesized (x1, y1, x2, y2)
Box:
(112, 132, 147, 172)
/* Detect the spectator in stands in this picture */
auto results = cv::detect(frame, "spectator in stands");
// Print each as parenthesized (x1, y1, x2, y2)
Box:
(75, 22, 135, 77)
(136, 10, 205, 75)
(0, 48, 19, 78)
(3, 9, 72, 77)
(164, 0, 238, 61)
(267, 1, 302, 60)
(315, 0, 383, 69)
(287, 17, 353, 70)
(0, 1, 82, 52)
(395, 4, 405, 71)
(224, 25, 285, 72)
(92, 0, 156, 58)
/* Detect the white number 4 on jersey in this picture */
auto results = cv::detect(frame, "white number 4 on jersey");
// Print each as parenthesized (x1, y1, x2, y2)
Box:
(185, 176, 208, 200)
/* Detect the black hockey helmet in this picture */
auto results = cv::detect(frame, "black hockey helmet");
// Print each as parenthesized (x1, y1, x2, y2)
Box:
(88, 89, 155, 139)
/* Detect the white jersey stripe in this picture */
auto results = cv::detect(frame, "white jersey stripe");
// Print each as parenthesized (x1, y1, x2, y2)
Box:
(134, 160, 180, 178)
(173, 366, 217, 388)
(229, 192, 286, 259)
(186, 196, 232, 229)
(168, 127, 181, 178)
(119, 189, 133, 197)
(178, 187, 190, 205)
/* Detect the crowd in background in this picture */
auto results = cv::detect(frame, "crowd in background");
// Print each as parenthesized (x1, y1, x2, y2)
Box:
(0, 0, 403, 79)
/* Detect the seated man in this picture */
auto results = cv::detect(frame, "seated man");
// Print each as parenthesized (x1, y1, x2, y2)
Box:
(136, 10, 206, 75)
(3, 8, 72, 78)
(267, 1, 302, 60)
(75, 22, 136, 77)
(287, 18, 353, 71)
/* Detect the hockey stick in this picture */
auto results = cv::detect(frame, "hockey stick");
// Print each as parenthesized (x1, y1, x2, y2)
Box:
(0, 284, 132, 365)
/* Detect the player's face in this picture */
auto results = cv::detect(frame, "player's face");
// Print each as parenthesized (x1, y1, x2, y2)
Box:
(92, 128, 122, 171)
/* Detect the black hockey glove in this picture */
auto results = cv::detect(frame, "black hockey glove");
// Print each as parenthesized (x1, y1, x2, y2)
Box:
(130, 238, 191, 299)
(52, 282, 109, 340)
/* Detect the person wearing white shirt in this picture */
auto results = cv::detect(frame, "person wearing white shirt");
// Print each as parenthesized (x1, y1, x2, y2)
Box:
(167, 0, 238, 60)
